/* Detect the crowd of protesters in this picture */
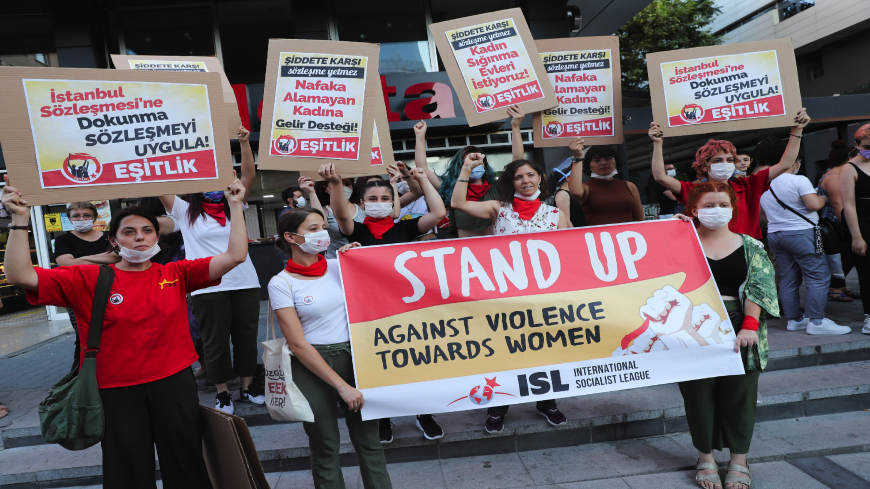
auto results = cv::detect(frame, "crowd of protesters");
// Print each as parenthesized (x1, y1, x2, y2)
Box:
(5, 100, 870, 489)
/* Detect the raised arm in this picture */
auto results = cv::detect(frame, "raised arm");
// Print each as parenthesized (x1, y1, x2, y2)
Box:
(237, 126, 255, 204)
(567, 139, 589, 203)
(2, 176, 38, 290)
(397, 161, 423, 203)
(649, 123, 682, 194)
(320, 164, 355, 235)
(450, 153, 499, 222)
(208, 171, 249, 282)
(409, 168, 447, 232)
(767, 108, 810, 182)
(508, 104, 525, 161)
(386, 165, 403, 218)
(840, 163, 866, 256)
(299, 176, 323, 215)
(413, 121, 442, 189)
(159, 194, 176, 214)
(275, 306, 364, 411)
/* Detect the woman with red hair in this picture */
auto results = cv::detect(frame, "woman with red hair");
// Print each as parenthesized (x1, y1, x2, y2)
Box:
(650, 109, 811, 239)
(840, 123, 870, 333)
(676, 182, 778, 489)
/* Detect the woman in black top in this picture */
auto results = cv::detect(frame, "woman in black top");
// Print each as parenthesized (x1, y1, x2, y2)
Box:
(840, 123, 870, 330)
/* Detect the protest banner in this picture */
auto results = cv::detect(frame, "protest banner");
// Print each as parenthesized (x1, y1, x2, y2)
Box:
(112, 55, 243, 141)
(0, 67, 232, 205)
(258, 40, 390, 175)
(647, 38, 801, 137)
(533, 37, 622, 146)
(339, 219, 744, 420)
(429, 8, 557, 127)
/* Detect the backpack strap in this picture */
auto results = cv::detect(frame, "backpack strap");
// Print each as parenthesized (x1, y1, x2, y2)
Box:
(769, 188, 816, 227)
(84, 265, 115, 359)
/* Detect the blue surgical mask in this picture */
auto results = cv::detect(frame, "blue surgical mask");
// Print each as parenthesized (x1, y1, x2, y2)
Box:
(202, 191, 224, 203)
(470, 166, 486, 180)
(859, 147, 870, 159)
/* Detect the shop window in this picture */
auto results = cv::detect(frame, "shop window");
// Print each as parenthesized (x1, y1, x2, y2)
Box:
(333, 0, 432, 74)
(0, 14, 58, 67)
(120, 7, 216, 56)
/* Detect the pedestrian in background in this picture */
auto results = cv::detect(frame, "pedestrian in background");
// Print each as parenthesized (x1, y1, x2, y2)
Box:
(818, 140, 860, 303)
(839, 123, 870, 334)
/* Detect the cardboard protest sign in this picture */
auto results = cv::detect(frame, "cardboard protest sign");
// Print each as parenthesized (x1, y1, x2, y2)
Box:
(112, 55, 243, 141)
(430, 8, 557, 127)
(647, 38, 801, 137)
(0, 67, 232, 205)
(258, 40, 391, 175)
(340, 220, 743, 420)
(533, 37, 622, 146)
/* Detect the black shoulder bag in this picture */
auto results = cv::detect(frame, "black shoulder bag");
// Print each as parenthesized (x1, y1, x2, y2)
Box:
(38, 265, 115, 450)
(769, 188, 840, 255)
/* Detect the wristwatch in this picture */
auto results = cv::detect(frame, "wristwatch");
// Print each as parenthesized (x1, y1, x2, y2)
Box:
(571, 157, 583, 163)
(457, 178, 470, 183)
(7, 223, 30, 231)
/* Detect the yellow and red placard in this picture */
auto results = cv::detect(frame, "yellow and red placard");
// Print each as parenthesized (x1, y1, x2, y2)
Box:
(540, 49, 615, 139)
(268, 52, 367, 160)
(23, 79, 218, 189)
(339, 220, 744, 420)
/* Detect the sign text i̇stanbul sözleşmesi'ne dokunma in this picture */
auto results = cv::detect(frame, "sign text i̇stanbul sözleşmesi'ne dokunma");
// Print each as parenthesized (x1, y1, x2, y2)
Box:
(339, 220, 744, 420)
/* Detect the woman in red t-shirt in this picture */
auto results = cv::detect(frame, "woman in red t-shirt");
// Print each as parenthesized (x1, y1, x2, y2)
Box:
(649, 108, 811, 240)
(2, 174, 250, 489)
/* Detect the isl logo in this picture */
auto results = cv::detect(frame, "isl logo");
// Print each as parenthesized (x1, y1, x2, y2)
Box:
(447, 377, 516, 407)
(61, 153, 101, 184)
(475, 94, 495, 110)
(273, 135, 297, 155)
(680, 104, 705, 124)
(545, 122, 564, 137)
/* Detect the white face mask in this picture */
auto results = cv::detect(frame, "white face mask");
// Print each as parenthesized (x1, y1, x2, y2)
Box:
(343, 187, 353, 200)
(118, 242, 161, 263)
(72, 220, 94, 232)
(591, 170, 618, 179)
(514, 189, 541, 201)
(666, 169, 676, 177)
(708, 162, 735, 181)
(397, 181, 410, 195)
(696, 207, 733, 230)
(295, 197, 306, 207)
(363, 202, 393, 219)
(291, 229, 331, 254)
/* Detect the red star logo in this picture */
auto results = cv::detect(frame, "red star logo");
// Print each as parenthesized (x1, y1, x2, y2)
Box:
(667, 299, 679, 309)
(485, 377, 500, 389)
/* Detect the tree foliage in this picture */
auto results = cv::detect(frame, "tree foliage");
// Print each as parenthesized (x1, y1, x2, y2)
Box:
(617, 0, 723, 90)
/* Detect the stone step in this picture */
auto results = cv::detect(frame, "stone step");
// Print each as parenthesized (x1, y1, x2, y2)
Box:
(3, 360, 870, 487)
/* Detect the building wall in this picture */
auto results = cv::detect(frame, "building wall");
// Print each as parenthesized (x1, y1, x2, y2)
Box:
(709, 0, 776, 34)
(796, 30, 870, 97)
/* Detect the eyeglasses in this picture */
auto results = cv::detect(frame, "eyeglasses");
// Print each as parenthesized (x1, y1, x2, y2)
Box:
(69, 213, 95, 220)
(591, 157, 616, 164)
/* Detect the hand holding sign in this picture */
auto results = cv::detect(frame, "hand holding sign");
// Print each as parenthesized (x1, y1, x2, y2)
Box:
(1, 175, 29, 217)
(648, 123, 664, 143)
(507, 104, 524, 128)
(569, 138, 586, 158)
(793, 107, 810, 128)
(318, 163, 342, 185)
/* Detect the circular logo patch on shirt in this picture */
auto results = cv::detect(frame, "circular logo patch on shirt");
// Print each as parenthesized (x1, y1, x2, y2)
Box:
(109, 293, 123, 305)
(303, 295, 315, 305)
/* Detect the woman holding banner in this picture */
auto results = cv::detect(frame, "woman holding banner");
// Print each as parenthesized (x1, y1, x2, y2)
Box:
(268, 208, 393, 489)
(321, 163, 447, 443)
(567, 141, 645, 225)
(159, 126, 262, 416)
(650, 108, 811, 240)
(413, 105, 526, 237)
(2, 173, 250, 489)
(674, 182, 778, 489)
(451, 157, 569, 433)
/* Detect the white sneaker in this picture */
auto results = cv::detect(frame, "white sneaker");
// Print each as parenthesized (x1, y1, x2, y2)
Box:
(786, 317, 809, 331)
(806, 318, 851, 335)
(862, 315, 870, 335)
(215, 391, 234, 415)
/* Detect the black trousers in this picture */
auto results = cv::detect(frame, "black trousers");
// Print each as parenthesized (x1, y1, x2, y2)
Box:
(845, 202, 870, 314)
(488, 399, 556, 416)
(100, 368, 212, 489)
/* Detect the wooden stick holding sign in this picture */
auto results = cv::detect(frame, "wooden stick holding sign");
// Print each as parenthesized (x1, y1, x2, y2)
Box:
(532, 37, 623, 147)
(0, 67, 232, 206)
(646, 38, 802, 137)
(429, 8, 557, 127)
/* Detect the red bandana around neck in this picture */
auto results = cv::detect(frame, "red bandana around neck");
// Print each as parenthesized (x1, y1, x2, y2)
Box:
(284, 254, 327, 277)
(466, 182, 491, 202)
(201, 202, 227, 226)
(363, 217, 395, 240)
(512, 198, 541, 220)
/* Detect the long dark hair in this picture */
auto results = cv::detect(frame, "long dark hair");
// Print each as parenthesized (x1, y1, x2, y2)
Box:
(829, 140, 850, 168)
(438, 146, 497, 206)
(497, 159, 549, 205)
(582, 145, 621, 175)
(185, 193, 231, 227)
(275, 208, 325, 257)
(106, 206, 164, 252)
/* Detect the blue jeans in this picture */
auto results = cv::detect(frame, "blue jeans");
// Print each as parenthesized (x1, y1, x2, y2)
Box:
(768, 228, 830, 321)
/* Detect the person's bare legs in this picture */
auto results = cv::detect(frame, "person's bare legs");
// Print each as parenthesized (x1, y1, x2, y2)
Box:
(697, 451, 721, 489)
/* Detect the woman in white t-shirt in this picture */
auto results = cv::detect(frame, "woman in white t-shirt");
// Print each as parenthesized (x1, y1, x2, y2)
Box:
(159, 126, 263, 415)
(759, 160, 849, 335)
(268, 209, 392, 489)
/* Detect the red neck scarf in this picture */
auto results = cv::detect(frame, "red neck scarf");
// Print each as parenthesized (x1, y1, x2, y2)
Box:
(285, 254, 327, 277)
(512, 198, 541, 220)
(363, 217, 394, 240)
(467, 182, 491, 202)
(201, 202, 227, 226)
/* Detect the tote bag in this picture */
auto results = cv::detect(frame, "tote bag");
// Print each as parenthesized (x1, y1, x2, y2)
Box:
(261, 273, 314, 423)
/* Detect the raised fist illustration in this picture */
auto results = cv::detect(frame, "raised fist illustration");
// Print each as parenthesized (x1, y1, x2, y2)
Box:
(639, 286, 692, 335)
